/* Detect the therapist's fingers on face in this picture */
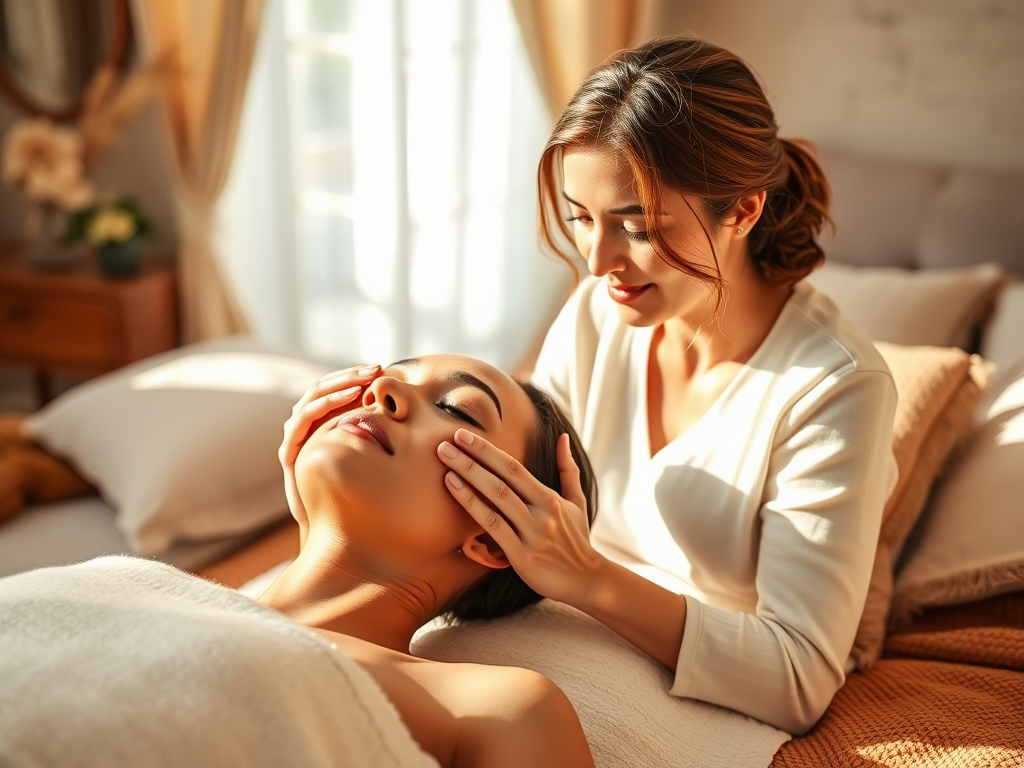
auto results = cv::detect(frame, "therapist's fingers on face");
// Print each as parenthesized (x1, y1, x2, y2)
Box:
(437, 439, 532, 532)
(297, 364, 381, 410)
(280, 370, 376, 466)
(444, 470, 525, 560)
(446, 428, 542, 501)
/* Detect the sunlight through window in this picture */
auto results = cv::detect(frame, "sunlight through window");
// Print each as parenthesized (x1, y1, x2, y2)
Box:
(280, 0, 559, 369)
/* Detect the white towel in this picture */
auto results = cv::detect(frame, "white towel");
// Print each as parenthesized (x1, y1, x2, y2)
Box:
(0, 556, 438, 768)
(413, 601, 791, 768)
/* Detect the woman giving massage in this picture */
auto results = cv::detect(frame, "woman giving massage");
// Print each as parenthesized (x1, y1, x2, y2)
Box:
(264, 354, 597, 768)
(289, 35, 899, 736)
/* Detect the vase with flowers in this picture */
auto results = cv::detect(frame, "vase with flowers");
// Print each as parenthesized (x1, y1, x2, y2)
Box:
(1, 117, 94, 270)
(65, 197, 153, 277)
(1, 54, 174, 272)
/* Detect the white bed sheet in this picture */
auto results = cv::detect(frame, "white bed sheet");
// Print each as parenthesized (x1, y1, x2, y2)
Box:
(0, 495, 259, 578)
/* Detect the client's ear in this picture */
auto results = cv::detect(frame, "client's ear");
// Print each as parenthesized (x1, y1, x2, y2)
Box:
(460, 532, 510, 570)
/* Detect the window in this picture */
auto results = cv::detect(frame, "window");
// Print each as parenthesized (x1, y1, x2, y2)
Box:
(222, 0, 565, 371)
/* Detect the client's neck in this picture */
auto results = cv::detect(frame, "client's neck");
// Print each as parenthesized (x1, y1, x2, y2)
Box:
(258, 526, 436, 653)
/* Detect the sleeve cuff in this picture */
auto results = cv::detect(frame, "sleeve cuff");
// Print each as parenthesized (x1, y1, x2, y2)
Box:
(670, 594, 703, 697)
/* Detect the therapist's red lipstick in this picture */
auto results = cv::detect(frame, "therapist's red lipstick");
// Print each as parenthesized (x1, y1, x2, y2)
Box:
(607, 281, 652, 304)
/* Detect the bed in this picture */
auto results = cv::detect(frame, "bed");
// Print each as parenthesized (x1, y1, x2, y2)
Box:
(2, 148, 1023, 767)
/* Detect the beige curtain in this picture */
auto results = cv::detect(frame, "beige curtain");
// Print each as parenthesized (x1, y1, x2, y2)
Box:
(131, 0, 264, 342)
(510, 0, 660, 119)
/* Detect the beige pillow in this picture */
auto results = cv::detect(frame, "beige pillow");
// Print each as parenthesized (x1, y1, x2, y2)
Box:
(850, 343, 992, 668)
(412, 601, 791, 768)
(25, 338, 332, 555)
(806, 262, 1004, 349)
(892, 363, 1024, 623)
(981, 281, 1024, 374)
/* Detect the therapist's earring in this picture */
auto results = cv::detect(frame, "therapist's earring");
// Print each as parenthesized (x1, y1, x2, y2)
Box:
(736, 227, 744, 235)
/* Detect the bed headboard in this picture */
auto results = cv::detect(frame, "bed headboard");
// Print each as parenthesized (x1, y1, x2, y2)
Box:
(816, 148, 1024, 275)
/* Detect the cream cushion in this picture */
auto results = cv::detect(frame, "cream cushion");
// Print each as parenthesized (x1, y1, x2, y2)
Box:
(892, 363, 1024, 622)
(25, 338, 331, 555)
(981, 282, 1024, 374)
(851, 343, 991, 668)
(413, 601, 791, 768)
(806, 262, 1004, 350)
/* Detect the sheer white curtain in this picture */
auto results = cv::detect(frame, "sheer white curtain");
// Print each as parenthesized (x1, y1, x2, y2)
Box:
(218, 0, 568, 371)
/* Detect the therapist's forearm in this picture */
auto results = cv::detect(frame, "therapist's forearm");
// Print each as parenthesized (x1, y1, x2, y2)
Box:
(571, 557, 687, 670)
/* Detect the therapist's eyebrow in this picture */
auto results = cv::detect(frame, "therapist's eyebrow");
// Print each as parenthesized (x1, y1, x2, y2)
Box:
(389, 359, 503, 420)
(562, 192, 645, 216)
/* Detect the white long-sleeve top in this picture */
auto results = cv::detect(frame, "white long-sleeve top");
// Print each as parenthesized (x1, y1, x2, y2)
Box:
(531, 276, 898, 734)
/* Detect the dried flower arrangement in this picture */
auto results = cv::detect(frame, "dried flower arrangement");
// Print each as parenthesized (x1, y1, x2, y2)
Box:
(1, 118, 93, 213)
(0, 52, 174, 271)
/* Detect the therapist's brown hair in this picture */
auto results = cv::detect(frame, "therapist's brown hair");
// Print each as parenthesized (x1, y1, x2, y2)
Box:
(537, 35, 831, 311)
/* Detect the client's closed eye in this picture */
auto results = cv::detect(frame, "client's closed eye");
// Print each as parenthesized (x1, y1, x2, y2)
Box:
(435, 401, 483, 429)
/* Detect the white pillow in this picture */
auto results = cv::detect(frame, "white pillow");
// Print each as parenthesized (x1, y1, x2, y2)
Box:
(892, 362, 1024, 622)
(25, 338, 332, 555)
(412, 601, 791, 768)
(981, 282, 1024, 374)
(805, 262, 1004, 349)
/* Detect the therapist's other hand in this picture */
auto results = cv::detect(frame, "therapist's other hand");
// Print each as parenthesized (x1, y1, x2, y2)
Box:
(438, 428, 600, 605)
(280, 364, 382, 534)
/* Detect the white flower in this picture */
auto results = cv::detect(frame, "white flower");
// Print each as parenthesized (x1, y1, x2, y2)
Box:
(86, 207, 137, 245)
(2, 117, 94, 210)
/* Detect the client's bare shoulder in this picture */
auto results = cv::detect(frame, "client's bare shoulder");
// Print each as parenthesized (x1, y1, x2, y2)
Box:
(436, 661, 593, 768)
(318, 630, 593, 768)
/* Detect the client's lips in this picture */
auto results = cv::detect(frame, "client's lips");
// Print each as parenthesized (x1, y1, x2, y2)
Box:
(334, 410, 394, 454)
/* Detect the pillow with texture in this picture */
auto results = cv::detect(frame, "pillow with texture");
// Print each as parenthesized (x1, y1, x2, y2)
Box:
(412, 601, 791, 767)
(851, 343, 991, 668)
(892, 362, 1024, 622)
(981, 281, 1024, 374)
(806, 262, 1004, 349)
(25, 338, 332, 555)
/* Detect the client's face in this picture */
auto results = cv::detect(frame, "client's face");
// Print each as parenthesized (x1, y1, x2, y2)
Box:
(294, 354, 537, 568)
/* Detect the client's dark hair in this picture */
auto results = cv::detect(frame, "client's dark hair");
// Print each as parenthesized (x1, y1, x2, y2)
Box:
(440, 381, 597, 622)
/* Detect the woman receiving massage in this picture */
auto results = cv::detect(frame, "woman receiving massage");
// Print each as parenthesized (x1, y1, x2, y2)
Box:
(0, 353, 596, 767)
(265, 353, 598, 767)
(288, 35, 898, 736)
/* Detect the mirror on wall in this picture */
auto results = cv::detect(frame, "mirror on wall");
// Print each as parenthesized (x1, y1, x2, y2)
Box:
(0, 0, 131, 120)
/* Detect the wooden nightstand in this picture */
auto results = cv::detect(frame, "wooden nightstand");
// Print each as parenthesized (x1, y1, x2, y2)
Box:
(0, 242, 178, 405)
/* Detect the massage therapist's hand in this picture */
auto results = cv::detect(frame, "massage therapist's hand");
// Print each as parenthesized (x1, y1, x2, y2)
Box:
(438, 429, 602, 606)
(280, 364, 382, 540)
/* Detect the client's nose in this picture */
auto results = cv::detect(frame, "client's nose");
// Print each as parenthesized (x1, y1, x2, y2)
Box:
(362, 376, 409, 419)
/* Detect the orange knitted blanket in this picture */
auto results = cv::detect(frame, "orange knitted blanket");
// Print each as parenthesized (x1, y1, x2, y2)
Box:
(772, 594, 1024, 768)
(0, 414, 93, 522)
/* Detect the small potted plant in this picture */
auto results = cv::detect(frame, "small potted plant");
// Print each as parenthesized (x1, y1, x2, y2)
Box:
(65, 197, 153, 277)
